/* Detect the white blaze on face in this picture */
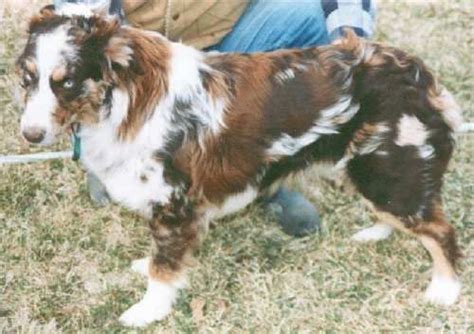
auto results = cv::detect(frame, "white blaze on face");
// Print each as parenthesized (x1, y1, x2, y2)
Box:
(20, 26, 74, 145)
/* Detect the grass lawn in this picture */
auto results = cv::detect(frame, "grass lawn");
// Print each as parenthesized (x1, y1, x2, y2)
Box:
(0, 0, 472, 332)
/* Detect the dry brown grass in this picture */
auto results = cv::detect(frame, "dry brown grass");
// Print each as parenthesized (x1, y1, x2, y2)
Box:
(1, 0, 473, 332)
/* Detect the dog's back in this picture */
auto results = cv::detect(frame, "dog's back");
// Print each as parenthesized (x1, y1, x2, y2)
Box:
(176, 32, 462, 214)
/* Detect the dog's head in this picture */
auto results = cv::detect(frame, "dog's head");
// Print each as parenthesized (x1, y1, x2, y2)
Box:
(16, 3, 138, 145)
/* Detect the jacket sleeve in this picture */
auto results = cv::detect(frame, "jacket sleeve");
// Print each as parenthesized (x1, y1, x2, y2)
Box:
(321, 0, 376, 41)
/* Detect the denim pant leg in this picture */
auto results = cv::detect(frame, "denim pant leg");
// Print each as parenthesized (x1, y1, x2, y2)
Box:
(207, 0, 330, 53)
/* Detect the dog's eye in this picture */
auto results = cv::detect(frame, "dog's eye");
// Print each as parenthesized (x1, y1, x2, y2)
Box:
(63, 78, 75, 89)
(21, 73, 33, 88)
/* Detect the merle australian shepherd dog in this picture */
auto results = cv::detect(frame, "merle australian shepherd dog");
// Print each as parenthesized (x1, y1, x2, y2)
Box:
(16, 4, 463, 327)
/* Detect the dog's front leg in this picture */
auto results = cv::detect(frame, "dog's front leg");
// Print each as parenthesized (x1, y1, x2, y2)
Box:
(119, 194, 199, 327)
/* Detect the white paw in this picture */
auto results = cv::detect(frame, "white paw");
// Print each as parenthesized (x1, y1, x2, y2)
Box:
(424, 275, 461, 306)
(131, 257, 150, 276)
(119, 298, 172, 327)
(119, 278, 180, 327)
(351, 224, 393, 242)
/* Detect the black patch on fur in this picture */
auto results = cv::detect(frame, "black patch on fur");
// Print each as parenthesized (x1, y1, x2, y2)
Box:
(76, 29, 109, 83)
(102, 85, 114, 118)
(347, 145, 425, 216)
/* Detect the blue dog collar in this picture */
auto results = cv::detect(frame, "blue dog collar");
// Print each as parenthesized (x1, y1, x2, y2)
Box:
(71, 124, 81, 161)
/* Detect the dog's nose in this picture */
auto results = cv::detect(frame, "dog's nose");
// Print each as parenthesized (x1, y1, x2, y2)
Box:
(22, 127, 45, 143)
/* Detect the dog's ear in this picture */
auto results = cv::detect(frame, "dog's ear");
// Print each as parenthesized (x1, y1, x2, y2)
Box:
(104, 34, 133, 69)
(79, 16, 133, 81)
(28, 5, 60, 34)
(84, 2, 130, 70)
(39, 4, 56, 16)
(93, 18, 133, 69)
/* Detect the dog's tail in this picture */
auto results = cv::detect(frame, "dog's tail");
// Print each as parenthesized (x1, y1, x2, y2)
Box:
(334, 29, 463, 133)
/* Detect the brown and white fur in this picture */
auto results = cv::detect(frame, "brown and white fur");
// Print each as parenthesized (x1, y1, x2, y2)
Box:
(17, 4, 464, 327)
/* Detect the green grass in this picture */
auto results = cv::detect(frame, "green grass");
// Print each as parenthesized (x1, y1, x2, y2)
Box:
(1, 0, 473, 332)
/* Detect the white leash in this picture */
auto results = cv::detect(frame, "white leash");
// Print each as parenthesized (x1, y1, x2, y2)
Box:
(0, 151, 72, 165)
(0, 123, 473, 165)
(460, 122, 474, 133)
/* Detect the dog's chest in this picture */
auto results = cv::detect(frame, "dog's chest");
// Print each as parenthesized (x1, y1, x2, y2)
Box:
(80, 131, 173, 218)
(100, 161, 173, 217)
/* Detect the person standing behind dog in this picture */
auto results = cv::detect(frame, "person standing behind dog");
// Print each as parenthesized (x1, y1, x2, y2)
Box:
(54, 0, 376, 237)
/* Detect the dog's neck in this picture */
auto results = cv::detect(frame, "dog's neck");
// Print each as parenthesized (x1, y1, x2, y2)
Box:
(78, 37, 226, 177)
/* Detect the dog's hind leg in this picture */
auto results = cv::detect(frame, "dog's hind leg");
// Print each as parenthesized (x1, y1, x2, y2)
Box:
(120, 193, 199, 327)
(411, 207, 462, 305)
(347, 146, 462, 305)
(372, 207, 461, 305)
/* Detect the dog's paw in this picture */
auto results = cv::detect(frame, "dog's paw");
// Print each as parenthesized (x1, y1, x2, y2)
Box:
(119, 299, 172, 327)
(120, 278, 181, 327)
(351, 224, 393, 242)
(424, 276, 461, 306)
(131, 257, 150, 276)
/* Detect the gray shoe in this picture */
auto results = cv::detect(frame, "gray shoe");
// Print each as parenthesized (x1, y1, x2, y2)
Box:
(86, 172, 110, 206)
(265, 186, 321, 237)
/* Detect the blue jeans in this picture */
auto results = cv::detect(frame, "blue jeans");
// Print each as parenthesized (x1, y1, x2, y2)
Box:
(207, 0, 330, 53)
